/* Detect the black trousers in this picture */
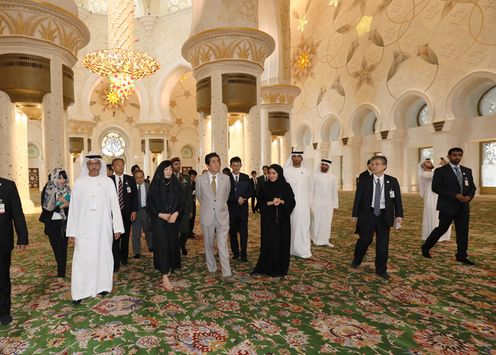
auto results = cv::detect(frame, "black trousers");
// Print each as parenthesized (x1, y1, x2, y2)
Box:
(113, 218, 131, 272)
(353, 209, 390, 274)
(229, 211, 248, 258)
(189, 203, 196, 235)
(47, 223, 68, 278)
(0, 248, 12, 317)
(251, 195, 257, 213)
(423, 204, 469, 259)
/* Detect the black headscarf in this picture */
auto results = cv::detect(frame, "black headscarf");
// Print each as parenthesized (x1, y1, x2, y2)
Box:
(148, 160, 182, 214)
(262, 164, 288, 200)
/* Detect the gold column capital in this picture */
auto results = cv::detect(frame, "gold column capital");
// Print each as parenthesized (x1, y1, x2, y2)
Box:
(0, 0, 90, 59)
(135, 122, 172, 136)
(182, 27, 275, 71)
(67, 119, 96, 135)
(261, 84, 301, 106)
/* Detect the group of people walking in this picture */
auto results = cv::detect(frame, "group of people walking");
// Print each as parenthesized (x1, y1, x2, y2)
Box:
(0, 146, 477, 325)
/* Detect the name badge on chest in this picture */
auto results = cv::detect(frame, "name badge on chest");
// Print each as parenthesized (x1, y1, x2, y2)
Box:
(126, 186, 131, 193)
(389, 190, 395, 198)
(90, 195, 97, 211)
(464, 179, 469, 187)
(0, 199, 5, 214)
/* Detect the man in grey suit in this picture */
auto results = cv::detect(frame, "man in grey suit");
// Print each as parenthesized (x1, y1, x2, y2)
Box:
(195, 152, 233, 280)
(132, 170, 152, 258)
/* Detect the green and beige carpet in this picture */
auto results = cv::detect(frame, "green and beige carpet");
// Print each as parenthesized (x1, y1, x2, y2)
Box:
(1, 192, 495, 354)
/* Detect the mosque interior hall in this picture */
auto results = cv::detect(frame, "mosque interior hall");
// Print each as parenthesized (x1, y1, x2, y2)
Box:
(0, 0, 495, 353)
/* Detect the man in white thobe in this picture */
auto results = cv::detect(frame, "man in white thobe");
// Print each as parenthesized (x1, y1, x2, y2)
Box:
(284, 151, 313, 258)
(66, 154, 124, 304)
(311, 159, 339, 247)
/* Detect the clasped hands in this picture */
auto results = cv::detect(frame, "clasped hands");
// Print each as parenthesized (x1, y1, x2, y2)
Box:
(270, 197, 285, 206)
(238, 197, 247, 205)
(456, 194, 471, 203)
(159, 211, 179, 223)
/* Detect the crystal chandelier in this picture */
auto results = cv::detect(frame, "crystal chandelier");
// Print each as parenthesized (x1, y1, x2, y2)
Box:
(83, 0, 159, 103)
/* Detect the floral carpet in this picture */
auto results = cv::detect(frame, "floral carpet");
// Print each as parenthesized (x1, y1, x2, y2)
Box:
(1, 192, 495, 354)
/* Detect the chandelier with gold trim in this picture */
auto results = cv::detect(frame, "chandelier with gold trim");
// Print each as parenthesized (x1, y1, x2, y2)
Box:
(83, 0, 159, 103)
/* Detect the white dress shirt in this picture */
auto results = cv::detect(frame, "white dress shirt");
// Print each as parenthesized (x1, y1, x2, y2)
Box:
(371, 174, 386, 209)
(137, 183, 146, 208)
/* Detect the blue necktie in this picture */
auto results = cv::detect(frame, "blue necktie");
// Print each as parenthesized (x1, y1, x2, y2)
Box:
(374, 179, 381, 216)
(454, 166, 463, 193)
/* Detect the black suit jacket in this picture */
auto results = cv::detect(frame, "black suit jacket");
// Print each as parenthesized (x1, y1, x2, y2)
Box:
(352, 173, 403, 228)
(249, 177, 258, 197)
(432, 164, 476, 215)
(110, 174, 139, 224)
(0, 178, 28, 251)
(228, 173, 252, 216)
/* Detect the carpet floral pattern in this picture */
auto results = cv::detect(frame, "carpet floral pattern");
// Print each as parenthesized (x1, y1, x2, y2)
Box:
(1, 192, 495, 354)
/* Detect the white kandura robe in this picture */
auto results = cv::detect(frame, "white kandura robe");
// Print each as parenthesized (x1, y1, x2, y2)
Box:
(66, 175, 124, 300)
(419, 171, 451, 241)
(284, 166, 313, 258)
(311, 172, 339, 245)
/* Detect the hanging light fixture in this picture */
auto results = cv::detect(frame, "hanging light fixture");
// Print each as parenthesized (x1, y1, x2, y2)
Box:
(83, 0, 159, 103)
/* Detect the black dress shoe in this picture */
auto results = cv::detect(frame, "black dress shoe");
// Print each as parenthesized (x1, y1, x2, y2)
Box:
(350, 262, 359, 269)
(421, 247, 432, 258)
(181, 247, 188, 256)
(376, 272, 390, 279)
(99, 291, 109, 296)
(456, 258, 475, 265)
(72, 299, 82, 305)
(134, 254, 141, 259)
(0, 314, 13, 325)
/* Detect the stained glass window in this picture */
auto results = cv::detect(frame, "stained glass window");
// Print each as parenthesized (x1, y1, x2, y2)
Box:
(481, 141, 496, 188)
(478, 86, 496, 116)
(419, 147, 433, 161)
(417, 104, 429, 126)
(102, 131, 126, 157)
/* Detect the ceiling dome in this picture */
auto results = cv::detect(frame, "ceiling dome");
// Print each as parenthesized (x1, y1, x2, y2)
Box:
(44, 0, 79, 15)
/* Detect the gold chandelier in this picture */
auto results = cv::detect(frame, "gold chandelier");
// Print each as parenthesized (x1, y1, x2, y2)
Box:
(83, 0, 159, 103)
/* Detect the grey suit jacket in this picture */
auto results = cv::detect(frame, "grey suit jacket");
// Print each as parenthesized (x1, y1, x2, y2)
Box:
(196, 172, 231, 226)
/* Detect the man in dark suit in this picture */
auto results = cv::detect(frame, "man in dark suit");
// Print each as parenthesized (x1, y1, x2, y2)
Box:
(227, 156, 253, 261)
(110, 158, 138, 271)
(249, 170, 258, 213)
(171, 157, 193, 255)
(188, 169, 198, 238)
(421, 147, 476, 265)
(356, 159, 372, 185)
(255, 165, 269, 211)
(131, 169, 152, 259)
(0, 178, 28, 325)
(351, 156, 403, 279)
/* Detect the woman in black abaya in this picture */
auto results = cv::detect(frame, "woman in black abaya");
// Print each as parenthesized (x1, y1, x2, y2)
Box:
(252, 164, 295, 277)
(148, 160, 184, 290)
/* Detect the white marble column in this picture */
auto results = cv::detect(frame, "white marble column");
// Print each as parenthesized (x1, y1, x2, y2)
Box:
(42, 57, 68, 173)
(342, 138, 361, 191)
(144, 138, 151, 178)
(260, 107, 272, 167)
(245, 104, 262, 174)
(0, 91, 15, 180)
(210, 70, 229, 166)
(13, 111, 35, 211)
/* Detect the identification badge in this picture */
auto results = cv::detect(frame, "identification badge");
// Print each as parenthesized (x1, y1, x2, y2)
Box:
(389, 190, 395, 198)
(464, 179, 469, 187)
(90, 195, 97, 211)
(126, 187, 131, 193)
(0, 203, 5, 214)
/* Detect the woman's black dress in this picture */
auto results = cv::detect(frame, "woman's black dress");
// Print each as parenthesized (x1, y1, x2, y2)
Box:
(252, 166, 295, 277)
(148, 169, 184, 275)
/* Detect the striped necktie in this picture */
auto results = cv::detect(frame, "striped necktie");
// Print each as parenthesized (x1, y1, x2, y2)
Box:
(118, 177, 124, 209)
(454, 166, 463, 192)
